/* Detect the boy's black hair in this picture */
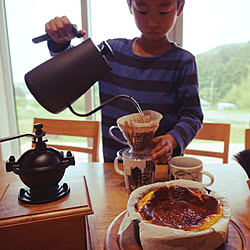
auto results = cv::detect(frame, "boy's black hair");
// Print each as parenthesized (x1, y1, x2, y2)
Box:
(128, 0, 184, 9)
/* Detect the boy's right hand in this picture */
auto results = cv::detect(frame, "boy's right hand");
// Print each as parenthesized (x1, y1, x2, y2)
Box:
(150, 134, 178, 164)
(45, 16, 85, 44)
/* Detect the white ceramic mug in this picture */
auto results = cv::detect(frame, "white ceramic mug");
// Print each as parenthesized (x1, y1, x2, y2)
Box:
(114, 149, 156, 193)
(168, 156, 214, 187)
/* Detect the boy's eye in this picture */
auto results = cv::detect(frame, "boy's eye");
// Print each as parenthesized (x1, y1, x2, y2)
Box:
(138, 11, 147, 14)
(160, 12, 169, 15)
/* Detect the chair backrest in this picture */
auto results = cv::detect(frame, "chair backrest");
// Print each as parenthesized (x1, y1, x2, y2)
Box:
(245, 129, 250, 149)
(184, 122, 231, 163)
(33, 118, 100, 162)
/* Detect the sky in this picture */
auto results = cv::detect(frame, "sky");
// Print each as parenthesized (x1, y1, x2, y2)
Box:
(4, 0, 250, 83)
(183, 0, 250, 55)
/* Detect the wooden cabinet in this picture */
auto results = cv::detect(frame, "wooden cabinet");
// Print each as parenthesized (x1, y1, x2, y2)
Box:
(0, 176, 93, 250)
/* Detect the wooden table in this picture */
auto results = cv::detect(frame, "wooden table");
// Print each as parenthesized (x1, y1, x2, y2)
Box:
(1, 161, 249, 249)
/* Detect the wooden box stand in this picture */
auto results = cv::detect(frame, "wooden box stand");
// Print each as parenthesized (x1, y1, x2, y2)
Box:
(0, 176, 93, 250)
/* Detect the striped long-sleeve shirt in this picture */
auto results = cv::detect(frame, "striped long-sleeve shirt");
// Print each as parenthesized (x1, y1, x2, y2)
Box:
(48, 38, 203, 162)
(98, 38, 203, 162)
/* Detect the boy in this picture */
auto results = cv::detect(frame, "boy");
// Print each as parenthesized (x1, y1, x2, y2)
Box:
(45, 0, 203, 163)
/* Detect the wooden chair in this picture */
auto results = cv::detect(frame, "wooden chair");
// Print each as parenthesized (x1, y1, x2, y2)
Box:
(245, 129, 250, 149)
(33, 118, 100, 162)
(184, 122, 231, 163)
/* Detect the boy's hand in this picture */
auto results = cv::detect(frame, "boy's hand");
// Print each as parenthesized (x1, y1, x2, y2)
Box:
(150, 134, 177, 163)
(45, 16, 85, 44)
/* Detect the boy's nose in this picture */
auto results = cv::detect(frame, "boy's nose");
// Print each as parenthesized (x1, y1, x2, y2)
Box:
(147, 16, 160, 28)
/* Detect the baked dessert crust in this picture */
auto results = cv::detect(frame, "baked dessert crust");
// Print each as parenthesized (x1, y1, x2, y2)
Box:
(136, 185, 223, 232)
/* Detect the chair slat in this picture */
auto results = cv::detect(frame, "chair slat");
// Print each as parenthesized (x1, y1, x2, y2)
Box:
(245, 129, 250, 149)
(33, 118, 100, 162)
(184, 122, 230, 163)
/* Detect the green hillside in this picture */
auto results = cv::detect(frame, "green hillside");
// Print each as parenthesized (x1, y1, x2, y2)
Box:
(196, 41, 250, 110)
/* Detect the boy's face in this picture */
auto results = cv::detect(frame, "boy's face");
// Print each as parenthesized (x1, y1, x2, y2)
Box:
(129, 0, 181, 40)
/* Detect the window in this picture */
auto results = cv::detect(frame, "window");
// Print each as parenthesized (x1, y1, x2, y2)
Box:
(3, 0, 83, 159)
(2, 0, 141, 161)
(2, 0, 247, 163)
(183, 0, 250, 162)
(90, 0, 139, 43)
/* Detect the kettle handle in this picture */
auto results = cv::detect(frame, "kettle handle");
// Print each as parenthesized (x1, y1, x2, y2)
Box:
(32, 24, 83, 44)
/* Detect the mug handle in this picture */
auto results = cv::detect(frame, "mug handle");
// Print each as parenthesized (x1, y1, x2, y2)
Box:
(109, 126, 128, 146)
(114, 156, 124, 175)
(201, 170, 214, 187)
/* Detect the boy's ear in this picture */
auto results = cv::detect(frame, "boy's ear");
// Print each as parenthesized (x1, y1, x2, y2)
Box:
(177, 0, 185, 16)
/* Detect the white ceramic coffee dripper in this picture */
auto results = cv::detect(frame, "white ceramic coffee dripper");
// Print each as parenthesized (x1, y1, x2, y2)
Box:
(109, 110, 163, 155)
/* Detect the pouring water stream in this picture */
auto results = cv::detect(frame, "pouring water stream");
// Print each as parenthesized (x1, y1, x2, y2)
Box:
(68, 94, 145, 120)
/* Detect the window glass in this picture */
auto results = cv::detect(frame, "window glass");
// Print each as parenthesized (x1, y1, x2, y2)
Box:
(183, 0, 250, 162)
(5, 0, 83, 154)
(4, 0, 139, 161)
(89, 0, 140, 120)
(90, 0, 140, 44)
(5, 0, 82, 84)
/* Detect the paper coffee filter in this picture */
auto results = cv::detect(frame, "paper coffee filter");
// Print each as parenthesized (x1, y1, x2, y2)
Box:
(117, 110, 163, 128)
(116, 110, 163, 151)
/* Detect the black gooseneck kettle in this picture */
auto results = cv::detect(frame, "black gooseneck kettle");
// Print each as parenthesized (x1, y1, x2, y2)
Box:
(25, 37, 141, 116)
(25, 37, 112, 114)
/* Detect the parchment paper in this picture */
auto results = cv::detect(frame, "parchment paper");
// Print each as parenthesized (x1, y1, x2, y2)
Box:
(119, 180, 231, 250)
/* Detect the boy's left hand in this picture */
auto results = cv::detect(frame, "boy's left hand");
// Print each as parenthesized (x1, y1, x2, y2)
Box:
(150, 134, 177, 164)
